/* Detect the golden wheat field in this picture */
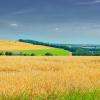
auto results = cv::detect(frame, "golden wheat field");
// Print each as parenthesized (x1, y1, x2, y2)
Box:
(0, 40, 53, 50)
(0, 56, 100, 97)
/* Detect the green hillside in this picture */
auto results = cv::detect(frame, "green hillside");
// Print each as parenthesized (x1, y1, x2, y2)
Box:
(15, 49, 72, 56)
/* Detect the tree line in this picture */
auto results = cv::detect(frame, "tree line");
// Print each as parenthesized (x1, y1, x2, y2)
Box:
(0, 51, 54, 56)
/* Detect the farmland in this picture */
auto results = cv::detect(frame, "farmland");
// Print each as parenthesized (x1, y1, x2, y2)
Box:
(15, 49, 71, 56)
(0, 40, 54, 50)
(0, 40, 71, 56)
(0, 56, 99, 99)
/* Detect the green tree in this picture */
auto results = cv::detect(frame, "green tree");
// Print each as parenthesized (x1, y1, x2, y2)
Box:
(31, 53, 35, 56)
(0, 52, 3, 56)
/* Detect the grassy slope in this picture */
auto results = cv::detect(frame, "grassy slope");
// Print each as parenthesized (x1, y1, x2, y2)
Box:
(16, 49, 72, 56)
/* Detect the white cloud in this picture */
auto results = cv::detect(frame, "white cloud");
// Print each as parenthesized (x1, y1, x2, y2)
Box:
(95, 0, 100, 3)
(10, 23, 18, 27)
(78, 0, 100, 5)
(55, 27, 59, 31)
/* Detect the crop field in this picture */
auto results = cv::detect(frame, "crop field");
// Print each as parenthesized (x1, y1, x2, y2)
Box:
(0, 56, 100, 99)
(16, 49, 71, 56)
(0, 40, 54, 50)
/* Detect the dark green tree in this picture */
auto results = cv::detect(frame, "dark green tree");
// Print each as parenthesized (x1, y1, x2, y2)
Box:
(45, 52, 53, 56)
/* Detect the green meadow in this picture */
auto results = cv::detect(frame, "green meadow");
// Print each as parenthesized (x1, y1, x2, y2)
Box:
(15, 49, 72, 56)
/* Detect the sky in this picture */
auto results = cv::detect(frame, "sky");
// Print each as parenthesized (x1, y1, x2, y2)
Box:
(0, 0, 100, 44)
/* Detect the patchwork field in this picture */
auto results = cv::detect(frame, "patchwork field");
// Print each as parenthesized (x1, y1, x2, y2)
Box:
(0, 56, 100, 99)
(0, 40, 71, 56)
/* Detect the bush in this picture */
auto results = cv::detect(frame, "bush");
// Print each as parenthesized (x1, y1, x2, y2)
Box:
(31, 53, 35, 56)
(0, 52, 3, 56)
(45, 52, 53, 56)
(5, 51, 13, 56)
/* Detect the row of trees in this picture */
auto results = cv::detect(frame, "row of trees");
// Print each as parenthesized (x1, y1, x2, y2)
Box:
(72, 48, 100, 56)
(19, 39, 68, 50)
(0, 51, 53, 56)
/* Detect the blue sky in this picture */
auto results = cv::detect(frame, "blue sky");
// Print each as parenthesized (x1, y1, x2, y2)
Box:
(0, 0, 100, 44)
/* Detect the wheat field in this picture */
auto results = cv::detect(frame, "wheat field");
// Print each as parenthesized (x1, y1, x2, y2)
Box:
(0, 56, 100, 98)
(0, 40, 53, 50)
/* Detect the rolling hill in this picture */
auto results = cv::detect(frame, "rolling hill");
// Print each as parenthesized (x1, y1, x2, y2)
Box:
(0, 40, 54, 50)
(0, 40, 72, 56)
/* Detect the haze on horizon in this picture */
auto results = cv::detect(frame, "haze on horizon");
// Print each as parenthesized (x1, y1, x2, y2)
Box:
(0, 0, 100, 44)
